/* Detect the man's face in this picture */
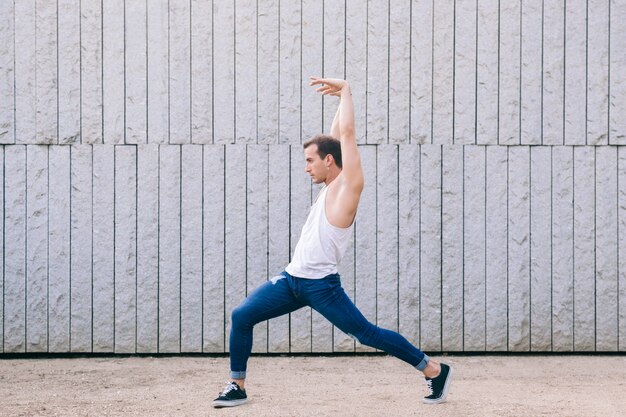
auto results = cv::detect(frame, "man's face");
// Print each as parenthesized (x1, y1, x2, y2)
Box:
(304, 144, 328, 184)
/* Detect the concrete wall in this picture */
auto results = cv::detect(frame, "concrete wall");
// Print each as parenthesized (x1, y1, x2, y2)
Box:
(1, 1, 625, 353)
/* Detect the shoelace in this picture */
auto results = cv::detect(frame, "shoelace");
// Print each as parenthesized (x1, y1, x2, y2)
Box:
(424, 378, 434, 396)
(220, 382, 238, 396)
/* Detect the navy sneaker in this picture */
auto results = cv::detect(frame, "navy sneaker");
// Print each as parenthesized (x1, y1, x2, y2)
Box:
(212, 381, 248, 408)
(423, 363, 453, 404)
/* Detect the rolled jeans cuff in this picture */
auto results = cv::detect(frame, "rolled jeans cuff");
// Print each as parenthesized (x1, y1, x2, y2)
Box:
(414, 355, 430, 372)
(230, 370, 246, 380)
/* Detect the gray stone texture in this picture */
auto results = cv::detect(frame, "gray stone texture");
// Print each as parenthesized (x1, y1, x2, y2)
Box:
(158, 145, 181, 352)
(181, 145, 203, 352)
(213, 0, 235, 144)
(410, 0, 432, 144)
(322, 0, 344, 142)
(366, 0, 388, 144)
(168, 0, 191, 145)
(0, 147, 4, 349)
(102, 0, 124, 144)
(235, 0, 257, 144)
(542, 0, 565, 146)
(35, 1, 57, 145)
(610, 1, 626, 145)
(114, 146, 137, 353)
(441, 145, 463, 351)
(552, 147, 574, 351)
(125, 0, 147, 145)
(258, 0, 280, 145)
(464, 146, 486, 351)
(573, 147, 596, 350)
(508, 147, 531, 351)
(587, 0, 610, 145)
(420, 145, 442, 351)
(432, 1, 453, 145)
(278, 1, 302, 144)
(453, 1, 476, 145)
(14, 2, 36, 144)
(26, 146, 48, 352)
(530, 147, 552, 351)
(595, 146, 618, 350)
(147, 0, 169, 144)
(301, 0, 323, 144)
(499, 1, 521, 145)
(476, 0, 499, 145)
(388, 0, 410, 144)
(0, 1, 14, 144)
(58, 0, 81, 144)
(520, 0, 542, 145)
(346, 0, 367, 144)
(80, 0, 103, 144)
(4, 146, 26, 352)
(48, 147, 71, 352)
(565, 0, 587, 145)
(92, 145, 113, 351)
(190, 0, 213, 144)
(136, 145, 159, 353)
(485, 146, 509, 350)
(203, 145, 225, 352)
(619, 148, 626, 351)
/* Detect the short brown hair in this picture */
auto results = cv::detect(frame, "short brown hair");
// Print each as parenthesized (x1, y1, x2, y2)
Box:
(303, 135, 342, 168)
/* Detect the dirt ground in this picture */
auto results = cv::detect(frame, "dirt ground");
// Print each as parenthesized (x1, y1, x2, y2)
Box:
(1, 354, 625, 417)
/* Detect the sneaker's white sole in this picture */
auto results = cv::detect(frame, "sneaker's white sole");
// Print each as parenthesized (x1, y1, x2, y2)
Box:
(422, 366, 453, 404)
(212, 398, 248, 408)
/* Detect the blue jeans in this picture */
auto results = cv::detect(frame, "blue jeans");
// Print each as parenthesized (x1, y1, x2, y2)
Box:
(229, 271, 429, 379)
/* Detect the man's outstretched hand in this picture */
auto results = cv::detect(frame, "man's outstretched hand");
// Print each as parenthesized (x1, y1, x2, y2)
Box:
(309, 76, 350, 97)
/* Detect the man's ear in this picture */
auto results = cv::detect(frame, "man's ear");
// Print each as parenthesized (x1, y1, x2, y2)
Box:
(325, 154, 334, 167)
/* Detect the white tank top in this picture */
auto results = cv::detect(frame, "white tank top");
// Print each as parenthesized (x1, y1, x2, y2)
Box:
(285, 186, 354, 278)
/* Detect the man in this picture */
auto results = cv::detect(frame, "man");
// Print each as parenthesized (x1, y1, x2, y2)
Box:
(213, 77, 452, 408)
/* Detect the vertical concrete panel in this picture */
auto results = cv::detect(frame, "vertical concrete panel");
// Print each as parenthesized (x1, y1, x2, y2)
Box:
(587, 0, 609, 145)
(125, 0, 147, 144)
(366, 0, 388, 144)
(441, 145, 463, 351)
(169, 0, 191, 144)
(573, 146, 595, 350)
(203, 145, 225, 352)
(454, 0, 477, 145)
(398, 144, 420, 347)
(301, 0, 323, 142)
(58, 0, 81, 144)
(258, 0, 280, 144)
(289, 146, 311, 352)
(552, 146, 574, 351)
(181, 145, 203, 352)
(247, 145, 269, 353)
(35, 0, 57, 144)
(70, 146, 94, 352)
(617, 147, 626, 352)
(136, 145, 159, 353)
(377, 145, 399, 334)
(508, 146, 531, 351)
(354, 146, 376, 352)
(235, 0, 257, 144)
(485, 146, 508, 350)
(213, 1, 235, 144)
(0, 147, 3, 349)
(26, 146, 48, 352)
(499, 1, 521, 145)
(159, 145, 181, 352)
(279, 0, 302, 144)
(520, 0, 542, 145)
(224, 145, 246, 352)
(322, 0, 345, 137)
(564, 0, 587, 145)
(268, 145, 290, 352)
(464, 146, 486, 351)
(147, 0, 169, 144)
(4, 146, 26, 352)
(14, 1, 36, 144)
(542, 0, 565, 145)
(610, 1, 626, 145)
(346, 0, 367, 144)
(432, 1, 453, 145)
(114, 146, 137, 353)
(529, 147, 552, 351)
(595, 146, 618, 350)
(92, 145, 113, 352)
(48, 147, 71, 352)
(388, 0, 411, 144)
(0, 1, 14, 144)
(420, 145, 442, 351)
(103, 0, 125, 144)
(81, 0, 103, 144)
(190, 0, 213, 143)
(476, 0, 498, 145)
(410, 0, 432, 144)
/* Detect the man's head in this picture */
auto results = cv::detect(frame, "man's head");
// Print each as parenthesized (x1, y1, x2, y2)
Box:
(303, 135, 342, 184)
